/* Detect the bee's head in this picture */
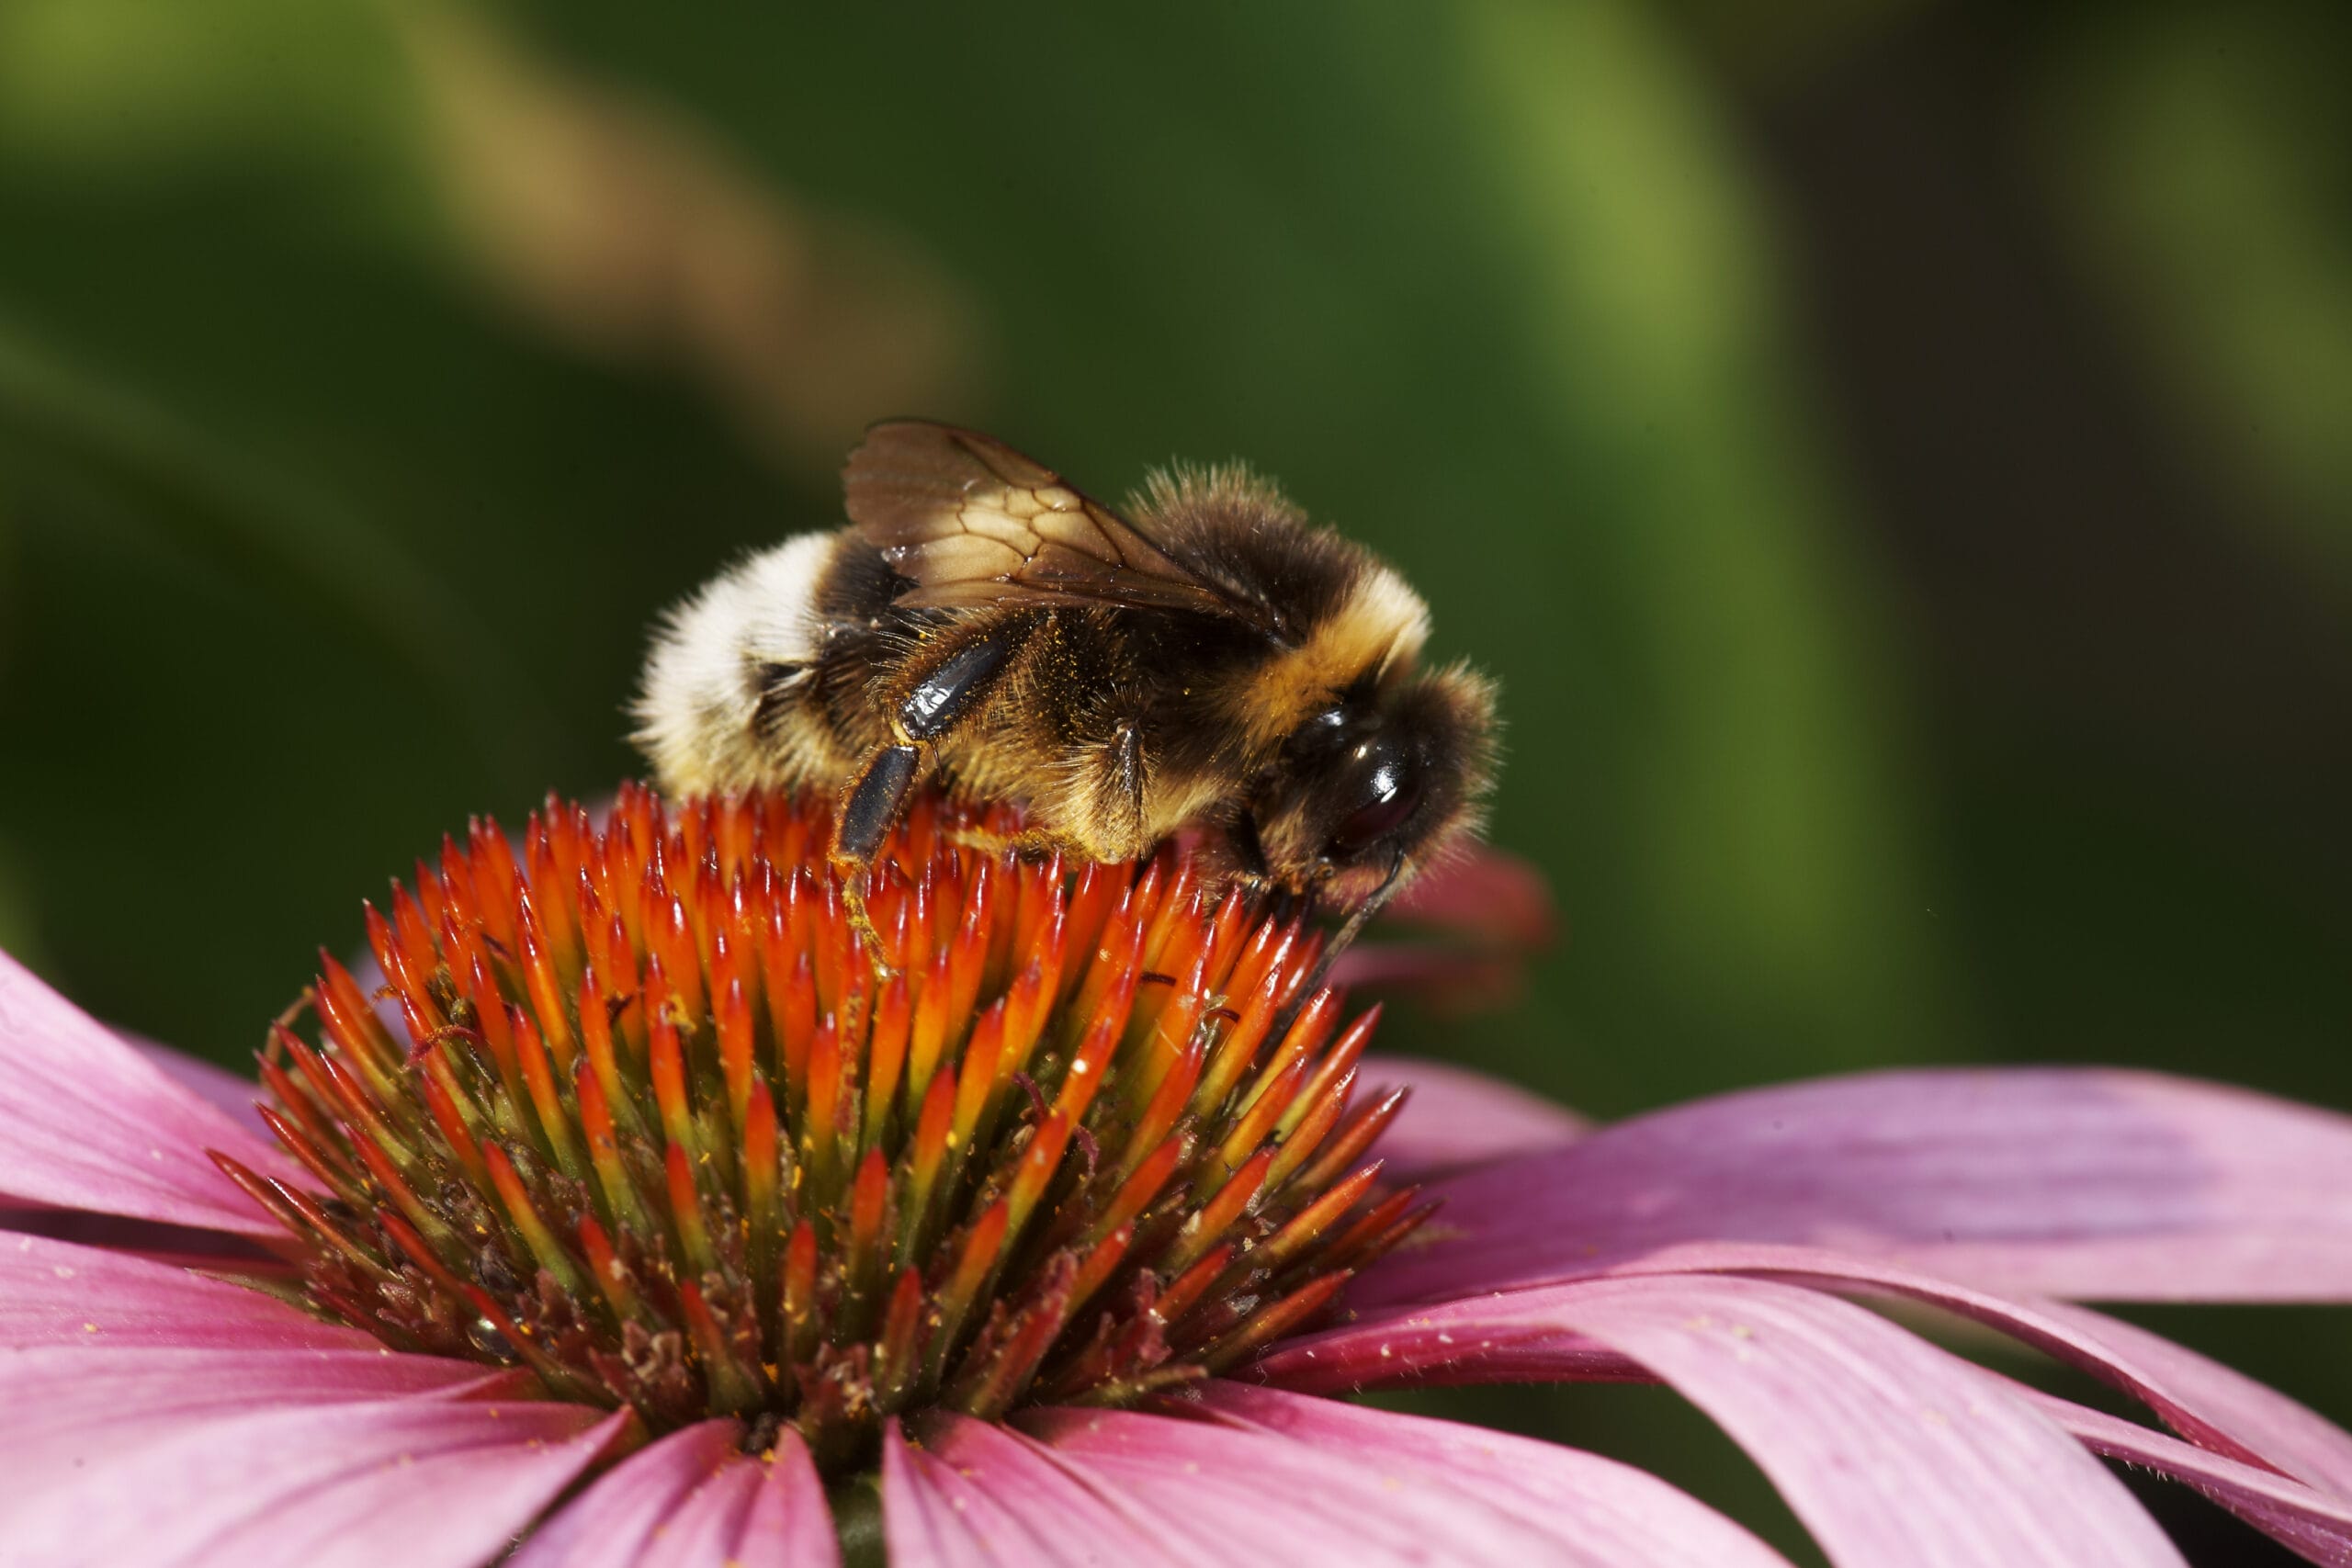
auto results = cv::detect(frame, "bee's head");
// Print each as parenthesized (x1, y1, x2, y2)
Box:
(1244, 661, 1498, 905)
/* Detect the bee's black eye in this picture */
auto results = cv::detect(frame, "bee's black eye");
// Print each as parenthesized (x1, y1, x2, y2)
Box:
(1326, 744, 1421, 859)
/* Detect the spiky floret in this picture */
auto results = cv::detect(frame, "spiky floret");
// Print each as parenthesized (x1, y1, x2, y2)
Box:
(214, 784, 1427, 1474)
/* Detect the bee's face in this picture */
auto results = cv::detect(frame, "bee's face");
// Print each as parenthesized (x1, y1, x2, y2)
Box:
(1248, 665, 1497, 899)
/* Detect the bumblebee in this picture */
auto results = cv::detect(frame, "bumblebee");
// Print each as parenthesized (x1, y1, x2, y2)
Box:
(635, 421, 1497, 937)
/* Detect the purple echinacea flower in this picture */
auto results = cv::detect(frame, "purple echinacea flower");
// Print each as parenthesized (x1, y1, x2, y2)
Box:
(3, 786, 2350, 1567)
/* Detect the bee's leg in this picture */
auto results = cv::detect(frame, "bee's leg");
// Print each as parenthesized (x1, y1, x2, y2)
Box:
(1103, 723, 1148, 863)
(838, 877, 892, 976)
(942, 716, 1148, 864)
(831, 742, 922, 973)
(837, 744, 922, 867)
(938, 822, 1080, 862)
(1225, 811, 1280, 913)
(833, 622, 1029, 972)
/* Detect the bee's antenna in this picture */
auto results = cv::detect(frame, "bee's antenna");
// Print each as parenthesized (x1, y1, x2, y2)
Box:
(1271, 849, 1408, 1043)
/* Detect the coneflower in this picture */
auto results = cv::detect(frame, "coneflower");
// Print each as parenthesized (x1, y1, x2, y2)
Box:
(220, 784, 1420, 1475)
(4, 790, 2352, 1566)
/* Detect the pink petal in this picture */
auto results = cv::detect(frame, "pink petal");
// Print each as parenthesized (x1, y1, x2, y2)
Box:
(1358, 1054, 1586, 1180)
(884, 1417, 1190, 1566)
(1288, 1239, 2352, 1507)
(1273, 1273, 2186, 1567)
(899, 1402, 1634, 1565)
(1257, 1310, 1645, 1391)
(627, 1454, 777, 1564)
(1365, 1067, 2352, 1305)
(1324, 945, 1527, 1011)
(124, 1032, 272, 1144)
(1380, 843, 1556, 949)
(1704, 1251, 2352, 1502)
(2017, 1300, 2352, 1500)
(2032, 1391, 2352, 1565)
(1185, 1383, 1797, 1566)
(1016, 1404, 1725, 1565)
(3, 1396, 625, 1567)
(0, 1231, 372, 1350)
(0, 952, 298, 1235)
(1328, 846, 1555, 1010)
(721, 1433, 839, 1568)
(513, 1421, 740, 1567)
(0, 1345, 513, 1515)
(897, 1395, 1796, 1566)
(518, 1421, 838, 1568)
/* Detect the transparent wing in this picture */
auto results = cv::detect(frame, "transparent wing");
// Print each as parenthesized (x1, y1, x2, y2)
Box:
(843, 421, 1272, 626)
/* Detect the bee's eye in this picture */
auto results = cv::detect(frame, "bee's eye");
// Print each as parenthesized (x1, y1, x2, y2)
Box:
(1326, 747, 1421, 860)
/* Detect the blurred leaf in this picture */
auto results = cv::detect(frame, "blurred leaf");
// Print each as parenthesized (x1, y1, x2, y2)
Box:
(397, 3, 981, 472)
(0, 0, 423, 219)
(1670, 0, 1927, 90)
(0, 2, 829, 1055)
(2039, 4, 2352, 583)
(1455, 0, 1955, 1093)
(0, 321, 557, 786)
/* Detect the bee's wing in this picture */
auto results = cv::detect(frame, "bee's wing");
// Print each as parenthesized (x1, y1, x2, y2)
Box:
(844, 422, 1275, 627)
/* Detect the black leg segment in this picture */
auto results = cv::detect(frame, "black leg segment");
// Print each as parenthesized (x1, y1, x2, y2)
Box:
(836, 744, 922, 864)
(896, 631, 1018, 740)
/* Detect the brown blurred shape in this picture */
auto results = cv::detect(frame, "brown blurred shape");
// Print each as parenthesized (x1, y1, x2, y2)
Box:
(397, 5, 980, 474)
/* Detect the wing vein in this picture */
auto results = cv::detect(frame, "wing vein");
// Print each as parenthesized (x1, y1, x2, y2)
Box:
(844, 422, 1273, 630)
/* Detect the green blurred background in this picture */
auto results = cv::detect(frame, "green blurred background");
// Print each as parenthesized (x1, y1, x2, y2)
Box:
(0, 1, 2345, 1560)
